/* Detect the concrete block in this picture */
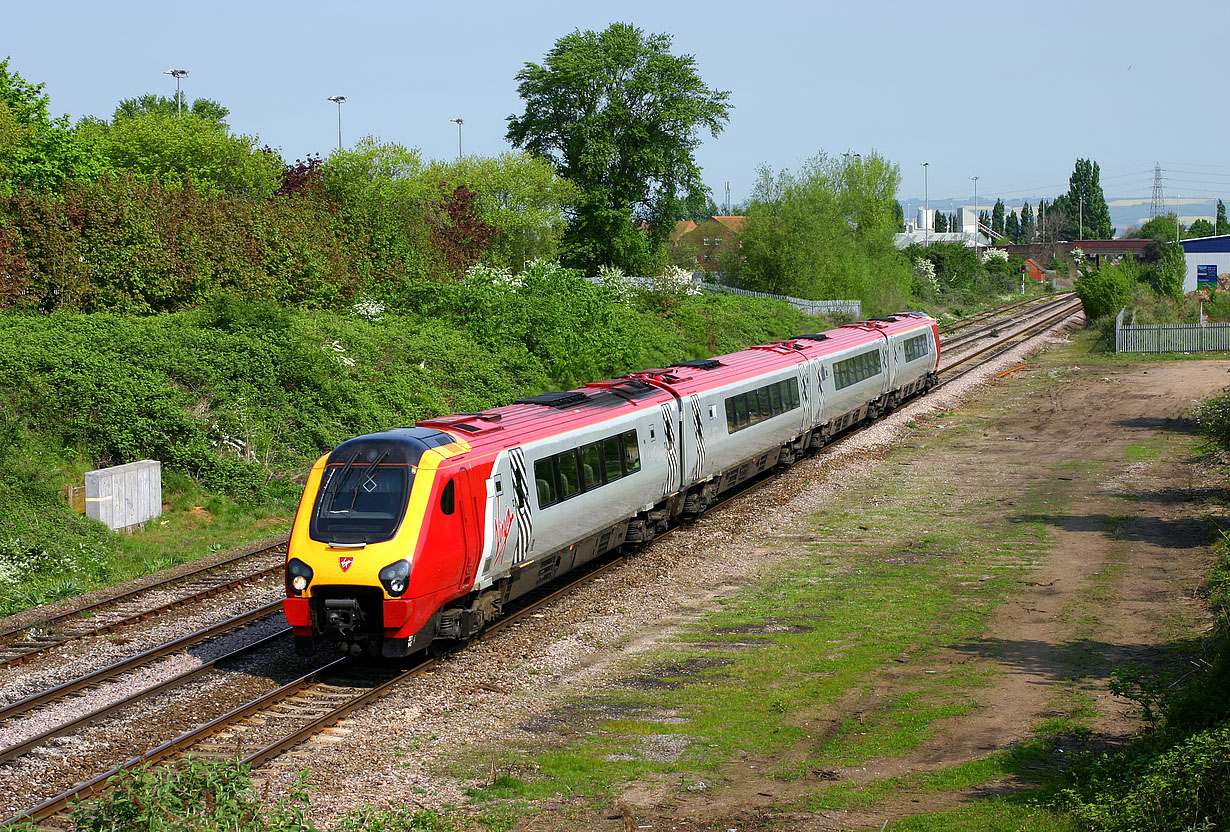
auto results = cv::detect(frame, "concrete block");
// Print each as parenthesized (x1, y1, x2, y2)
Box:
(85, 460, 162, 531)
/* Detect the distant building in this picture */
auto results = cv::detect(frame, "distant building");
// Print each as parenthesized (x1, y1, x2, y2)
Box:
(1180, 235, 1230, 294)
(896, 206, 989, 248)
(1022, 258, 1048, 282)
(672, 216, 746, 274)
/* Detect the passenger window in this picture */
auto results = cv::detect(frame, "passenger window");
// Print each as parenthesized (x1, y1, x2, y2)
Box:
(734, 395, 749, 429)
(604, 437, 624, 482)
(533, 458, 558, 507)
(725, 399, 736, 429)
(623, 431, 640, 473)
(746, 391, 760, 424)
(440, 479, 455, 515)
(557, 450, 581, 499)
(769, 384, 782, 415)
(757, 388, 772, 419)
(581, 444, 602, 490)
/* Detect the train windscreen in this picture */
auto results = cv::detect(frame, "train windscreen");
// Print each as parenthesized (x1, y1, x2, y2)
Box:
(309, 440, 417, 544)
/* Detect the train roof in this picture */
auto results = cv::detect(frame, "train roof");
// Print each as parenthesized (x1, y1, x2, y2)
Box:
(419, 313, 936, 456)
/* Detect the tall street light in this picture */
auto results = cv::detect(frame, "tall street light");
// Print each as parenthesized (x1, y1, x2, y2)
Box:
(450, 118, 464, 160)
(970, 175, 980, 256)
(921, 162, 929, 245)
(327, 96, 346, 152)
(163, 69, 189, 117)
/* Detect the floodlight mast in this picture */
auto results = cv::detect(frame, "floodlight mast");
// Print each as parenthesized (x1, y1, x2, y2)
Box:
(163, 69, 189, 116)
(327, 96, 347, 151)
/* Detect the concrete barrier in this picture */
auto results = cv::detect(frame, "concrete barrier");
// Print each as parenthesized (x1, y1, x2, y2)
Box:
(85, 460, 162, 532)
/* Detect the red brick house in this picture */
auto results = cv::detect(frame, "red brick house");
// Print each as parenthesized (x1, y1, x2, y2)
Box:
(671, 216, 746, 274)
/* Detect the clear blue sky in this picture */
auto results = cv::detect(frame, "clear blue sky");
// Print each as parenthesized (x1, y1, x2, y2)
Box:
(6, 0, 1229, 210)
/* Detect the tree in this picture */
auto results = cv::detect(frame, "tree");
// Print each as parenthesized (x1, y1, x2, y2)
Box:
(991, 199, 1005, 236)
(1054, 158, 1112, 240)
(935, 211, 948, 233)
(1005, 210, 1020, 243)
(1153, 241, 1186, 299)
(729, 151, 912, 312)
(428, 152, 580, 269)
(1133, 213, 1182, 242)
(0, 58, 106, 192)
(113, 94, 230, 126)
(506, 23, 731, 273)
(978, 210, 990, 234)
(97, 112, 280, 197)
(1217, 199, 1228, 235)
(1189, 218, 1215, 238)
(1020, 202, 1035, 242)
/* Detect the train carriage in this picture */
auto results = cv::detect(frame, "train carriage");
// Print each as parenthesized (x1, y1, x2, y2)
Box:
(284, 313, 940, 658)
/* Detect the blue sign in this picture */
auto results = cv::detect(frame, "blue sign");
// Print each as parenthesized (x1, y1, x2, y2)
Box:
(1198, 264, 1219, 288)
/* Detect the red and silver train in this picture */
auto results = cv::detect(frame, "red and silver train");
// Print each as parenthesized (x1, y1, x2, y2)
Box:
(283, 313, 940, 657)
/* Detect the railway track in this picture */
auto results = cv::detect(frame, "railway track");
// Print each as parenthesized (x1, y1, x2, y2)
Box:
(938, 291, 1070, 336)
(0, 538, 287, 670)
(939, 292, 1076, 355)
(0, 296, 1086, 828)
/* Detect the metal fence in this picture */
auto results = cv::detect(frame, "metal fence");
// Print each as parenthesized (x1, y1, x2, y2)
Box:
(1115, 307, 1230, 353)
(696, 282, 862, 318)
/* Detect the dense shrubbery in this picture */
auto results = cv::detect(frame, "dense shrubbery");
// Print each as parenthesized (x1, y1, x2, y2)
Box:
(904, 242, 1027, 307)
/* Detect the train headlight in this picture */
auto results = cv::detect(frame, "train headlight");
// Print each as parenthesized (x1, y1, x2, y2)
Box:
(287, 558, 313, 596)
(379, 560, 411, 598)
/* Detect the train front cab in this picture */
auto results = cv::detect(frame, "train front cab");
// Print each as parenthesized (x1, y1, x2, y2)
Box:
(282, 427, 480, 658)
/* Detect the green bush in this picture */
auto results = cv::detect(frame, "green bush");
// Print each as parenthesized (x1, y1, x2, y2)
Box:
(1076, 261, 1135, 321)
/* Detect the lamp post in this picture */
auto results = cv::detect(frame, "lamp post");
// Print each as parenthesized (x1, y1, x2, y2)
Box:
(921, 162, 929, 245)
(327, 96, 346, 152)
(1079, 196, 1084, 241)
(450, 118, 464, 160)
(970, 175, 980, 256)
(163, 69, 189, 116)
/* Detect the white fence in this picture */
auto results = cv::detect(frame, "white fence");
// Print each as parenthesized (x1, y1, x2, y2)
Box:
(1115, 307, 1230, 353)
(695, 282, 861, 318)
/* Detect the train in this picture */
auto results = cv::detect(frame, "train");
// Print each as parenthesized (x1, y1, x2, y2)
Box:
(282, 312, 941, 658)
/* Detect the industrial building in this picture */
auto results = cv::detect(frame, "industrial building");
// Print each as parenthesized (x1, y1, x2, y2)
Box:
(1180, 235, 1230, 293)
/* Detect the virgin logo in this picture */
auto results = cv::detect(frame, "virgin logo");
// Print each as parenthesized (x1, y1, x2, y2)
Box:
(338, 556, 355, 572)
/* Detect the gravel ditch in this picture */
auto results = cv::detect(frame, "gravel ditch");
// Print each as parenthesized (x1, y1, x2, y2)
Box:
(243, 316, 1085, 825)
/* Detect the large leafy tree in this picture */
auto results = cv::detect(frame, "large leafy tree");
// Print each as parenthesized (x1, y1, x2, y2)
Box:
(1217, 199, 1228, 235)
(506, 23, 731, 274)
(1052, 158, 1112, 240)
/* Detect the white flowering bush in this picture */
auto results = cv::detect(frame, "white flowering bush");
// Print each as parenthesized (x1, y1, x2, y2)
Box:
(1070, 247, 1086, 266)
(913, 257, 939, 292)
(596, 264, 636, 305)
(981, 247, 1008, 264)
(646, 264, 701, 296)
(350, 294, 385, 322)
(463, 262, 524, 290)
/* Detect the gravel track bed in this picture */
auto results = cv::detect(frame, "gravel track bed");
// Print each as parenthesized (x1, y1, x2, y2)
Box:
(0, 577, 285, 706)
(248, 317, 1083, 825)
(0, 634, 319, 819)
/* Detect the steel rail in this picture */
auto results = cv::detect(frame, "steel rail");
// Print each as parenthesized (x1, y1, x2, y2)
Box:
(2, 554, 637, 827)
(938, 292, 1071, 335)
(0, 628, 292, 764)
(938, 301, 1084, 385)
(0, 564, 285, 671)
(0, 537, 287, 645)
(0, 601, 283, 722)
(940, 294, 1076, 353)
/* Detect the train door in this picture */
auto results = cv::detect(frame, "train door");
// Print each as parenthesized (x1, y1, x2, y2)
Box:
(456, 467, 481, 587)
